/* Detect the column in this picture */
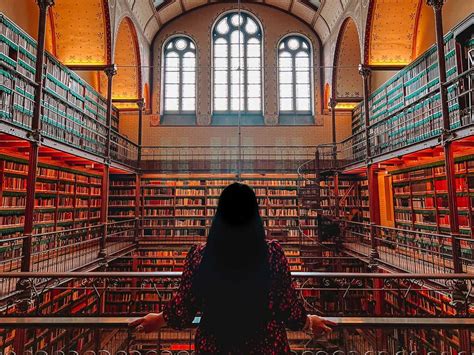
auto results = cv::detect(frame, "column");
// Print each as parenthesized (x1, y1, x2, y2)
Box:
(358, 64, 380, 267)
(99, 66, 117, 258)
(137, 98, 144, 162)
(427, 0, 470, 351)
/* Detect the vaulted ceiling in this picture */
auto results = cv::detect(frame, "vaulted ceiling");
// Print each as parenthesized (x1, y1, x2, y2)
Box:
(129, 0, 349, 45)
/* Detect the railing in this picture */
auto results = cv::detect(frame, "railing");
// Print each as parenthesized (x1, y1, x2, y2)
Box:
(0, 272, 471, 316)
(0, 317, 473, 354)
(0, 220, 137, 296)
(342, 220, 474, 274)
(110, 131, 139, 168)
(140, 145, 320, 173)
(0, 63, 138, 168)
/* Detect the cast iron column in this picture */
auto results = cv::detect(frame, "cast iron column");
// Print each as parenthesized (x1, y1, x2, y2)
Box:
(99, 66, 117, 258)
(427, 0, 469, 351)
(358, 63, 380, 268)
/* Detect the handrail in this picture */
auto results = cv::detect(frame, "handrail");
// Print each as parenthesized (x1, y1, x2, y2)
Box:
(1, 272, 473, 279)
(0, 317, 472, 328)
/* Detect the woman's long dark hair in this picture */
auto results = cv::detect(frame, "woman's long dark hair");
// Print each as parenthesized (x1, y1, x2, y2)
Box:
(194, 182, 270, 347)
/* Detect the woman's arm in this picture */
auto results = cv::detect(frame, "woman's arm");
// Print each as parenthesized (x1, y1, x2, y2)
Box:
(270, 241, 335, 334)
(129, 244, 201, 332)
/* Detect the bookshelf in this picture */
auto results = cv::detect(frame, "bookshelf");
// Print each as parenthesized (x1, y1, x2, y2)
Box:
(0, 154, 102, 241)
(141, 174, 310, 243)
(351, 24, 466, 158)
(319, 174, 369, 223)
(391, 155, 474, 237)
(108, 174, 139, 223)
(0, 14, 119, 156)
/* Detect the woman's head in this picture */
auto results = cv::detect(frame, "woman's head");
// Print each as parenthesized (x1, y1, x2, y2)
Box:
(216, 182, 259, 226)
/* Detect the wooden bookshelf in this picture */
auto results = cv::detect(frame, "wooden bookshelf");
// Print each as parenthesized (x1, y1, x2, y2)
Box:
(0, 14, 119, 155)
(391, 155, 474, 237)
(320, 174, 369, 223)
(0, 154, 102, 240)
(108, 174, 138, 223)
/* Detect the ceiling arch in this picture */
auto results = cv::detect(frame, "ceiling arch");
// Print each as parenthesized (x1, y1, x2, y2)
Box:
(48, 0, 111, 65)
(132, 0, 352, 45)
(110, 17, 142, 106)
(365, 0, 422, 66)
(333, 17, 363, 101)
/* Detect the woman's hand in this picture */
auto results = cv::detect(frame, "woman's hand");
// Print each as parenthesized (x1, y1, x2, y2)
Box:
(304, 315, 336, 338)
(129, 312, 167, 333)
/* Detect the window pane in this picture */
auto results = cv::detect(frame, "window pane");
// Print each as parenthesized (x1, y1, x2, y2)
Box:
(166, 54, 179, 69)
(231, 30, 244, 44)
(182, 54, 195, 71)
(296, 98, 311, 111)
(231, 70, 244, 85)
(247, 43, 260, 58)
(165, 99, 179, 111)
(279, 52, 292, 69)
(296, 70, 310, 84)
(231, 84, 244, 98)
(165, 84, 179, 98)
(216, 19, 230, 35)
(245, 18, 258, 34)
(214, 85, 228, 98)
(214, 58, 227, 70)
(280, 98, 293, 111)
(165, 70, 179, 84)
(295, 54, 309, 70)
(296, 84, 310, 98)
(279, 84, 293, 98)
(231, 14, 243, 27)
(182, 84, 195, 98)
(214, 98, 228, 111)
(214, 70, 228, 84)
(182, 71, 195, 84)
(247, 84, 260, 98)
(247, 70, 261, 84)
(247, 98, 260, 111)
(247, 57, 260, 70)
(231, 98, 244, 111)
(182, 98, 195, 111)
(231, 55, 244, 71)
(279, 71, 292, 84)
(287, 38, 300, 51)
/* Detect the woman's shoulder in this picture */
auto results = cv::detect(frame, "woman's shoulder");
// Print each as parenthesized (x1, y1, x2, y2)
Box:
(265, 239, 286, 258)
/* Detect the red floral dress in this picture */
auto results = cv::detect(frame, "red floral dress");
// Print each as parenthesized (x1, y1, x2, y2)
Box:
(163, 240, 307, 354)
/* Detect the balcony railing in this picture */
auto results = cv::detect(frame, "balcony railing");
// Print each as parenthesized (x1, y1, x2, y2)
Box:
(0, 317, 472, 354)
(0, 273, 471, 353)
(342, 220, 474, 274)
(140, 145, 319, 173)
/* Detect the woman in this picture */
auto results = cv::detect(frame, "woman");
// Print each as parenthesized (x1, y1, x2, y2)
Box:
(130, 182, 335, 354)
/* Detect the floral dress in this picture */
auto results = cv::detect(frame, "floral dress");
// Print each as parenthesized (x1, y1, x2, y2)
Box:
(163, 240, 307, 354)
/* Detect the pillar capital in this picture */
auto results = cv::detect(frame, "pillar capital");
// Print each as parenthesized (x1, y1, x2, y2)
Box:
(36, 0, 54, 10)
(328, 98, 337, 109)
(426, 0, 445, 10)
(104, 64, 117, 78)
(358, 64, 371, 78)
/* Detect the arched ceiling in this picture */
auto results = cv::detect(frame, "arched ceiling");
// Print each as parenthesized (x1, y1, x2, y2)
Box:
(334, 18, 362, 101)
(48, 0, 111, 65)
(130, 0, 349, 44)
(111, 17, 141, 106)
(365, 0, 422, 66)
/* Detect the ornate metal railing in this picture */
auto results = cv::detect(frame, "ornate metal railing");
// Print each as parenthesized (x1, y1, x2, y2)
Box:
(0, 272, 471, 317)
(342, 220, 474, 274)
(140, 145, 320, 173)
(0, 317, 472, 354)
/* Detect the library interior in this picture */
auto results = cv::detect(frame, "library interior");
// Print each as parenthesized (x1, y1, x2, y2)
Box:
(0, 0, 473, 353)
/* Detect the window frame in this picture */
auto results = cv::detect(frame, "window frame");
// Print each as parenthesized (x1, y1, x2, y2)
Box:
(161, 35, 197, 117)
(277, 34, 314, 117)
(211, 10, 264, 116)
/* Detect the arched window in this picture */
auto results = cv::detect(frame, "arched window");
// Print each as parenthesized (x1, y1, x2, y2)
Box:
(213, 11, 262, 113)
(163, 36, 196, 114)
(278, 35, 312, 113)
